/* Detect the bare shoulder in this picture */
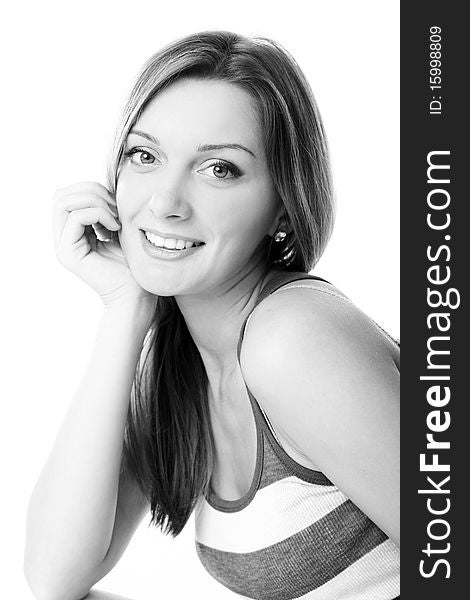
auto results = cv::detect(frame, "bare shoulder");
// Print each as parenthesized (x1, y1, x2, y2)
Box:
(239, 279, 400, 544)
(239, 277, 400, 463)
(241, 278, 399, 380)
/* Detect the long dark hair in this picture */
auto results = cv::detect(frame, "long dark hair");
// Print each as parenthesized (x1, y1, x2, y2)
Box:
(106, 30, 335, 535)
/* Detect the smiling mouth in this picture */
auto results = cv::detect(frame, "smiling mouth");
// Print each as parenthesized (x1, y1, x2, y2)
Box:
(142, 230, 205, 251)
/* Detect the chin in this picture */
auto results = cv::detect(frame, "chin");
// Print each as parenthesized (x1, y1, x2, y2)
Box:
(131, 267, 185, 298)
(135, 278, 177, 298)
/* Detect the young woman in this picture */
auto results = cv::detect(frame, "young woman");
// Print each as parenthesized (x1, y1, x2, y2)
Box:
(25, 31, 400, 600)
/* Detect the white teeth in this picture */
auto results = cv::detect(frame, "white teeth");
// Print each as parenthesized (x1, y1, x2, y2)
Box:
(144, 231, 202, 250)
(144, 231, 165, 246)
(164, 238, 177, 249)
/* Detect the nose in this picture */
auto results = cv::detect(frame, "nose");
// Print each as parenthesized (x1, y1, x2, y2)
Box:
(148, 174, 192, 221)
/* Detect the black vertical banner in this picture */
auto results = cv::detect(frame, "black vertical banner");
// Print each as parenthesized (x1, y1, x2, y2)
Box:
(401, 2, 467, 598)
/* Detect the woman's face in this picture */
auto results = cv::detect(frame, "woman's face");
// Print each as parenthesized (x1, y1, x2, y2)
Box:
(116, 78, 283, 296)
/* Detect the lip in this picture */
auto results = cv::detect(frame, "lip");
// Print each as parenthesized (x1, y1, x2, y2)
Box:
(140, 230, 205, 260)
(140, 227, 203, 244)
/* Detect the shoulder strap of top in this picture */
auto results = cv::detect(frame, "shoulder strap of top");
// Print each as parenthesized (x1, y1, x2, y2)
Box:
(256, 271, 330, 306)
(236, 271, 335, 482)
(236, 271, 330, 361)
(237, 270, 400, 356)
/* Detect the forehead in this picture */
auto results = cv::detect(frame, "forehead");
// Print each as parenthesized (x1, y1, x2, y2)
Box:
(133, 79, 262, 151)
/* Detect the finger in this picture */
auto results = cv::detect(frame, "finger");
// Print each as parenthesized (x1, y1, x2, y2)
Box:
(58, 193, 119, 224)
(92, 222, 115, 242)
(53, 194, 119, 247)
(60, 207, 121, 248)
(53, 181, 116, 206)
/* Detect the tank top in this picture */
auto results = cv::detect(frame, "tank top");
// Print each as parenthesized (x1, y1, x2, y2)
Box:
(194, 271, 400, 599)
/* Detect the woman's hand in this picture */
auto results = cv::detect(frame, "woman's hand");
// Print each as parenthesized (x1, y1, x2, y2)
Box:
(52, 181, 156, 315)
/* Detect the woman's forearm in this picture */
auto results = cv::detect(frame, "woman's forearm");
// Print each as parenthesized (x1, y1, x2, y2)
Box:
(24, 302, 151, 598)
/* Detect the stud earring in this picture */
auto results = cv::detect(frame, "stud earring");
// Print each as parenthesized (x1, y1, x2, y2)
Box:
(273, 230, 287, 242)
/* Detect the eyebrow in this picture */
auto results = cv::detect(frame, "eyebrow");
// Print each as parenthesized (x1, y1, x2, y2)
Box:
(129, 129, 159, 144)
(197, 143, 256, 158)
(128, 129, 256, 158)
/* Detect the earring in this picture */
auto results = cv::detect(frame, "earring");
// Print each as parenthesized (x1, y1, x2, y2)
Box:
(273, 230, 287, 242)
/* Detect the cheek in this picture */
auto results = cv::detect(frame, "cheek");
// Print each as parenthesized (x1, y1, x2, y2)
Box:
(115, 177, 131, 217)
(115, 172, 147, 218)
(210, 184, 280, 249)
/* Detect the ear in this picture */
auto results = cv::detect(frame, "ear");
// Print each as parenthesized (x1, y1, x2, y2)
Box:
(270, 206, 292, 236)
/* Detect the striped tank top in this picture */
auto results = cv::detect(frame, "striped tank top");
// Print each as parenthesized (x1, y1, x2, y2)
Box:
(195, 271, 400, 599)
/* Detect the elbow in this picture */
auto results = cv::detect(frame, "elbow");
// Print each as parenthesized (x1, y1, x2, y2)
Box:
(24, 560, 92, 600)
(23, 535, 102, 600)
(25, 579, 92, 600)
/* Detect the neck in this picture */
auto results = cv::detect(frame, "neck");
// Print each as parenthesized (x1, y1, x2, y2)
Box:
(175, 263, 280, 383)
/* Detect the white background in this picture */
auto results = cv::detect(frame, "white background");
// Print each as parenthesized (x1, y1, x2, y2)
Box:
(1, 1, 399, 598)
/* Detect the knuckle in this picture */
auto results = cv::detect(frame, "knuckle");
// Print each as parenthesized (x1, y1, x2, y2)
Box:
(68, 209, 83, 224)
(94, 197, 108, 211)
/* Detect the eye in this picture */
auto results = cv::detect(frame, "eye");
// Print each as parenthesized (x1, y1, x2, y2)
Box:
(198, 160, 242, 181)
(122, 146, 161, 168)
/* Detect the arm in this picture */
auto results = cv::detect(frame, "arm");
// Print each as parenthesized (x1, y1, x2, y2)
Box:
(240, 287, 400, 546)
(24, 303, 151, 600)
